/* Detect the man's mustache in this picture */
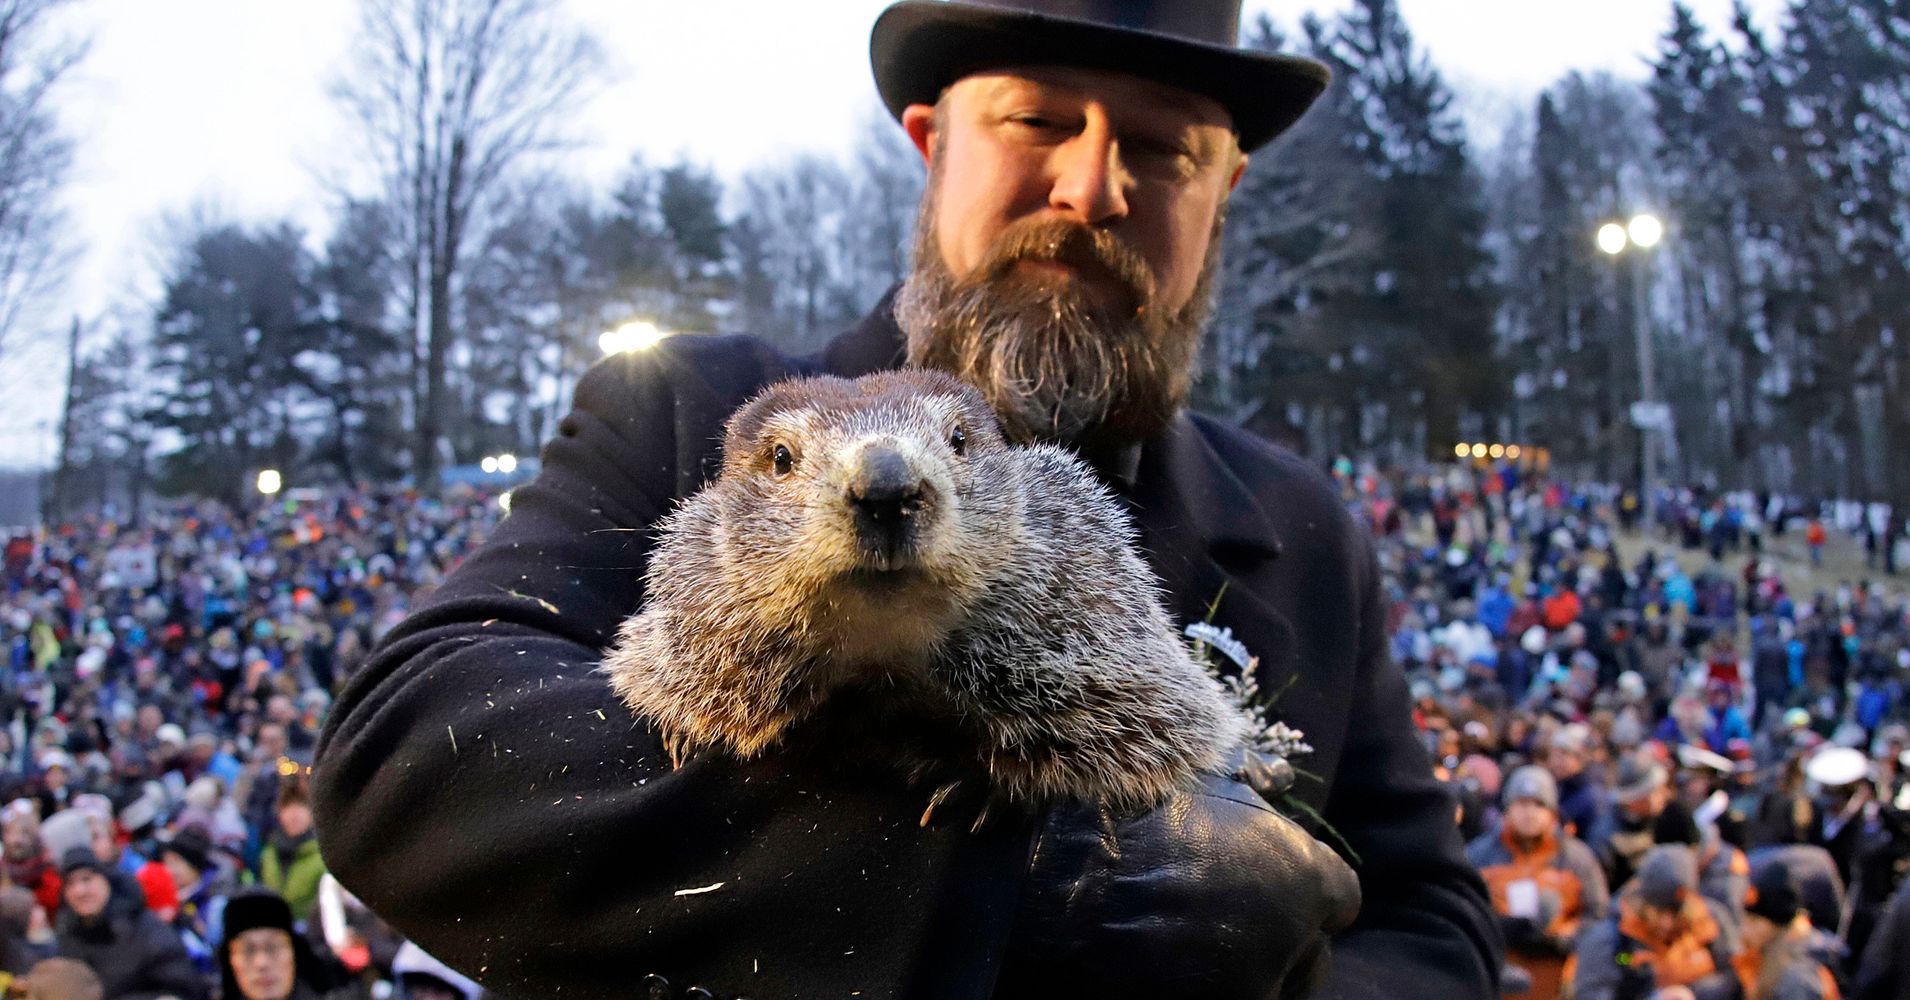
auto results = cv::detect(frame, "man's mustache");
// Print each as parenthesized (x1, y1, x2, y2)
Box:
(964, 219, 1156, 311)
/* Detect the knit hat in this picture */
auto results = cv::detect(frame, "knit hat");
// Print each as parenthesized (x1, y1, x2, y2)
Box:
(1745, 861, 1804, 925)
(161, 826, 213, 877)
(1635, 845, 1698, 910)
(1613, 750, 1669, 805)
(38, 810, 93, 862)
(58, 846, 105, 880)
(1503, 766, 1559, 813)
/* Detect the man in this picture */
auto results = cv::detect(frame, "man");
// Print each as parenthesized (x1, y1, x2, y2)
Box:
(1569, 845, 1742, 1000)
(218, 891, 350, 1000)
(1607, 749, 1702, 890)
(314, 2, 1497, 997)
(1732, 863, 1840, 1000)
(1467, 766, 1609, 1000)
(51, 848, 206, 1000)
(1546, 723, 1608, 847)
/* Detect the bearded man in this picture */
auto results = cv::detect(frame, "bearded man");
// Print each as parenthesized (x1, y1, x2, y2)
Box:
(314, 2, 1499, 997)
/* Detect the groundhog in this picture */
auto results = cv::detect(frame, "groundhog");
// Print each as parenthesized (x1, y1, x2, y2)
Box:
(602, 369, 1248, 814)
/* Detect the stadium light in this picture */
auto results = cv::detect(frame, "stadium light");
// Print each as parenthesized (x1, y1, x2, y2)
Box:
(1489, 444, 1505, 459)
(256, 470, 283, 496)
(498, 491, 513, 513)
(1596, 223, 1629, 256)
(1453, 443, 1469, 459)
(1627, 214, 1664, 249)
(497, 453, 518, 474)
(600, 320, 670, 355)
(480, 457, 498, 474)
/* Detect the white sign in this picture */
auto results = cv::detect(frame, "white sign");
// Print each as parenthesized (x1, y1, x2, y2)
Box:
(1629, 402, 1672, 431)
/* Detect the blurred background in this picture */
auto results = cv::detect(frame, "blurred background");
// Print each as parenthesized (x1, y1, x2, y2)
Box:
(3, 0, 1897, 522)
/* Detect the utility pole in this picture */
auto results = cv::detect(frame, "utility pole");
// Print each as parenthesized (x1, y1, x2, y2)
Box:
(1631, 251, 1658, 531)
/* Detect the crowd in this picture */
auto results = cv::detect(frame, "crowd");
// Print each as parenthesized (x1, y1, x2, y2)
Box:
(1351, 460, 1910, 1000)
(0, 461, 1904, 999)
(0, 489, 497, 999)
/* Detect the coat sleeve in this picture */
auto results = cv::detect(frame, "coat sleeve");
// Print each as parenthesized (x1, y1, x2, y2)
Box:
(1318, 526, 1503, 998)
(311, 345, 1029, 1000)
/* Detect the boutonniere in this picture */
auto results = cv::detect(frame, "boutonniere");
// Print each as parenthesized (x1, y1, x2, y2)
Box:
(1188, 590, 1358, 864)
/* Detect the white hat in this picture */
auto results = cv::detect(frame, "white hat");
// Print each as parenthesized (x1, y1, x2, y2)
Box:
(155, 724, 187, 747)
(1804, 746, 1870, 788)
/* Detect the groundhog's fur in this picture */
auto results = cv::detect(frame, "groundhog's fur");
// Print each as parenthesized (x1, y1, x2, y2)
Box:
(603, 369, 1247, 811)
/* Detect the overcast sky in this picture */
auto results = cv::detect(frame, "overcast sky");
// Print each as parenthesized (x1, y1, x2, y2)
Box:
(0, 0, 1787, 466)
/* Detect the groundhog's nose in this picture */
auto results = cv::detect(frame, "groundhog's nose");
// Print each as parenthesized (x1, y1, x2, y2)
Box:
(848, 446, 928, 543)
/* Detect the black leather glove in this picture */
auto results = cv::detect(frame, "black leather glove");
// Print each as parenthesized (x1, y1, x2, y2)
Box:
(993, 772, 1363, 1000)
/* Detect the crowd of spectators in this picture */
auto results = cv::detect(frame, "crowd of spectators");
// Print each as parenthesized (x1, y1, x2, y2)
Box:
(1350, 460, 1910, 999)
(0, 489, 496, 999)
(0, 460, 1904, 999)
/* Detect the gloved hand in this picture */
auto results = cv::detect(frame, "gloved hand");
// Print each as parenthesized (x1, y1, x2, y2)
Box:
(994, 772, 1362, 1000)
(1501, 915, 1573, 957)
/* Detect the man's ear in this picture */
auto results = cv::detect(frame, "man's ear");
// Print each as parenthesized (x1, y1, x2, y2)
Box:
(1228, 151, 1249, 194)
(902, 104, 938, 167)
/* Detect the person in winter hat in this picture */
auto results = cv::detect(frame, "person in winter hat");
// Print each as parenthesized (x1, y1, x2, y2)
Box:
(218, 890, 351, 1000)
(1732, 861, 1841, 1000)
(1568, 845, 1742, 1000)
(1467, 765, 1608, 1000)
(51, 847, 206, 1000)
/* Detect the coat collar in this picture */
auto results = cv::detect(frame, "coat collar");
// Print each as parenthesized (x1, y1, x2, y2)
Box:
(819, 288, 1283, 563)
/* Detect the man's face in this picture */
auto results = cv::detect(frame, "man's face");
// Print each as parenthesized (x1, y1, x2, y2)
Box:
(62, 868, 108, 919)
(1505, 800, 1555, 842)
(1639, 901, 1682, 942)
(230, 927, 296, 1000)
(895, 66, 1243, 447)
(1545, 748, 1582, 781)
(2, 818, 38, 861)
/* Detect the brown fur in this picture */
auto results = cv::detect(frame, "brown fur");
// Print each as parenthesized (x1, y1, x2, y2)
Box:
(602, 370, 1247, 810)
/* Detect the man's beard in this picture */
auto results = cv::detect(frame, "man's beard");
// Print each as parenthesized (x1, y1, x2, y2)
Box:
(894, 181, 1224, 450)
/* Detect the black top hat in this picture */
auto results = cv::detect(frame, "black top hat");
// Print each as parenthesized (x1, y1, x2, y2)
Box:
(871, 0, 1330, 152)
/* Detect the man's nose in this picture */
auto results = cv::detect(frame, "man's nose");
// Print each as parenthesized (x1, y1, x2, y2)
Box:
(1048, 119, 1130, 226)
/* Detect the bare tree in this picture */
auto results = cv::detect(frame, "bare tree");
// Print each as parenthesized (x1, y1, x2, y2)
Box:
(331, 0, 603, 488)
(0, 0, 83, 362)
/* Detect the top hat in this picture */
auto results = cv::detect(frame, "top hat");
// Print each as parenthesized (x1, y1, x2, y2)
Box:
(871, 0, 1330, 152)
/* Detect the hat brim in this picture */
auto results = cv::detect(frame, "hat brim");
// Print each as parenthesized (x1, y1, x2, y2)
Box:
(871, 1, 1329, 152)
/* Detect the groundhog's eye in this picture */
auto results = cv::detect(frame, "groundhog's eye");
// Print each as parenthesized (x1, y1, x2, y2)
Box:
(949, 426, 967, 456)
(772, 444, 795, 477)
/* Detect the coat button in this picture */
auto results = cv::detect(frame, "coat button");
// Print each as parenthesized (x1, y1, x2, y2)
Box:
(684, 989, 714, 1000)
(641, 973, 671, 999)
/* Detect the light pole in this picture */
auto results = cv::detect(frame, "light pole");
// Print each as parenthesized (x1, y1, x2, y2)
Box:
(1598, 214, 1665, 532)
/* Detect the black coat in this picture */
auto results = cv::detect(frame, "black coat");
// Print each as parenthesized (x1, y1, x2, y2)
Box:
(55, 907, 207, 1000)
(314, 298, 1498, 999)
